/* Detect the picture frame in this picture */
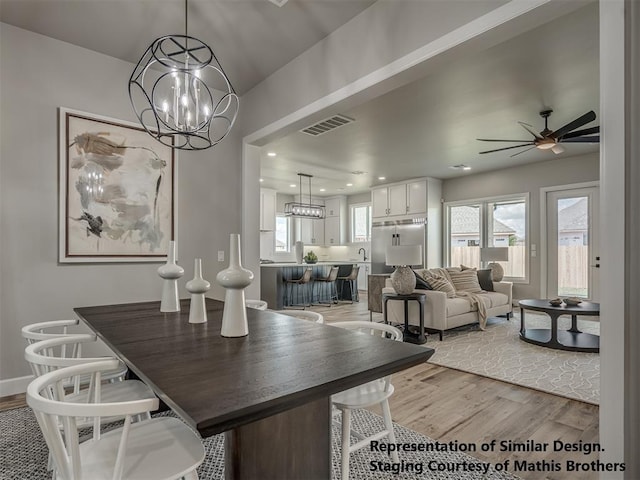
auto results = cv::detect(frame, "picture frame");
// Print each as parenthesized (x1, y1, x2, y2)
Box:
(59, 108, 176, 263)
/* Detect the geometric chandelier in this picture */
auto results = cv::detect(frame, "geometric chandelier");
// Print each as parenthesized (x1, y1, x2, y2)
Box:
(128, 0, 239, 151)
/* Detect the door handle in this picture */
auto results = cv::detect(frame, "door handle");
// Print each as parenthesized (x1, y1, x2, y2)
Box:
(590, 264, 600, 268)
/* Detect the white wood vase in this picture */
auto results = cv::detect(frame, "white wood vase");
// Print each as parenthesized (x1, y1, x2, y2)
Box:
(157, 240, 184, 312)
(186, 258, 210, 323)
(216, 234, 254, 337)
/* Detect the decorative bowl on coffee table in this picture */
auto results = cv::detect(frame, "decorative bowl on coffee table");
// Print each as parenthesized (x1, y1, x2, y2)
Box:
(549, 298, 563, 306)
(563, 297, 583, 306)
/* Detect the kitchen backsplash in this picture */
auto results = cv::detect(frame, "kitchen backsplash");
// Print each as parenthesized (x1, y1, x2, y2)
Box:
(260, 232, 370, 263)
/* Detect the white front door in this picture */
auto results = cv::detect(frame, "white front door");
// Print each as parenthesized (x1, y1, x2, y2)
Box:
(546, 186, 600, 301)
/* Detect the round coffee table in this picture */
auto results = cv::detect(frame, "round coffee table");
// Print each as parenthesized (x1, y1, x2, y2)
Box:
(518, 299, 600, 353)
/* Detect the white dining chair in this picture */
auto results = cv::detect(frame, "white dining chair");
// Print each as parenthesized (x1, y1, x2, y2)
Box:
(270, 309, 324, 323)
(25, 335, 156, 414)
(246, 299, 268, 310)
(22, 319, 127, 382)
(327, 321, 402, 480)
(27, 359, 205, 480)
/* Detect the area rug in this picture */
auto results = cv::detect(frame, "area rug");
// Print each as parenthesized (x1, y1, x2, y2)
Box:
(0, 406, 521, 480)
(426, 312, 600, 404)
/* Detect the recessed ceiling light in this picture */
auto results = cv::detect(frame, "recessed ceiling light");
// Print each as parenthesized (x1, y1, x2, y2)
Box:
(378, 176, 386, 180)
(259, 178, 264, 182)
(346, 183, 353, 187)
(289, 184, 296, 187)
(319, 188, 326, 192)
(267, 152, 277, 157)
(450, 164, 472, 171)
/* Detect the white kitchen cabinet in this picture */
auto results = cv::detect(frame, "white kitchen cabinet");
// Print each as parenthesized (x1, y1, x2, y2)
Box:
(388, 184, 407, 216)
(325, 197, 341, 217)
(323, 196, 346, 245)
(406, 180, 427, 214)
(372, 184, 408, 217)
(297, 217, 325, 245)
(260, 189, 276, 231)
(356, 263, 369, 291)
(371, 188, 389, 218)
(324, 216, 341, 245)
(371, 178, 435, 219)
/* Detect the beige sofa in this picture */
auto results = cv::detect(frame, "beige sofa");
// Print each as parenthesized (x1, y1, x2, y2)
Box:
(382, 268, 513, 340)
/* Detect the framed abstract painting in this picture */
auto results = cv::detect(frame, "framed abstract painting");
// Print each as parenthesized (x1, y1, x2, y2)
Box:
(59, 108, 176, 263)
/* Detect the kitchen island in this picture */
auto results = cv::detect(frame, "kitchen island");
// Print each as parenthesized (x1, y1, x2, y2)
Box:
(260, 262, 363, 309)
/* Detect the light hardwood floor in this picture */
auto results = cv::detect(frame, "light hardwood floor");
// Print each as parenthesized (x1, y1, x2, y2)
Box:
(1, 293, 599, 480)
(317, 293, 600, 480)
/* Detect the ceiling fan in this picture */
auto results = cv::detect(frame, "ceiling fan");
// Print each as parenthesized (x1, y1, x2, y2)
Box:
(477, 109, 600, 157)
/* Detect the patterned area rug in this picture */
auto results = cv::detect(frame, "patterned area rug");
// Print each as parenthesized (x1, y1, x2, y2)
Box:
(425, 312, 600, 404)
(0, 406, 521, 480)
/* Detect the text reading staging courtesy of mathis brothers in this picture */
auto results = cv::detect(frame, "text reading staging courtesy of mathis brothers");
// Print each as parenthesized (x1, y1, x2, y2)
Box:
(368, 439, 625, 476)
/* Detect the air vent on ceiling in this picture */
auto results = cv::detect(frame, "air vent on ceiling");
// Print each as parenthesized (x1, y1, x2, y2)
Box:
(300, 114, 354, 136)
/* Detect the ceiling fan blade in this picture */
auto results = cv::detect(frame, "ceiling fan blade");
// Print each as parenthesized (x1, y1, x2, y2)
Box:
(518, 122, 543, 139)
(560, 136, 600, 143)
(560, 126, 600, 139)
(479, 143, 534, 154)
(510, 146, 536, 157)
(477, 138, 534, 142)
(551, 111, 597, 139)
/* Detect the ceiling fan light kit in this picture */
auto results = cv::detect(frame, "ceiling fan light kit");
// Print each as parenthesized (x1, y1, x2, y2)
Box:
(477, 108, 599, 157)
(129, 0, 238, 150)
(284, 173, 326, 219)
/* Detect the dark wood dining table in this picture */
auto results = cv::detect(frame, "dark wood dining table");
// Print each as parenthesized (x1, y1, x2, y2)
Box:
(75, 298, 434, 480)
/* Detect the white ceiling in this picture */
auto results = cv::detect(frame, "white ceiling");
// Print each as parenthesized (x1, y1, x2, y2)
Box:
(258, 3, 600, 196)
(0, 0, 600, 198)
(0, 0, 375, 95)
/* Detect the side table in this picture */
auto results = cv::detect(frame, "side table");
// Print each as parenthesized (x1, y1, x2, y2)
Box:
(383, 292, 427, 344)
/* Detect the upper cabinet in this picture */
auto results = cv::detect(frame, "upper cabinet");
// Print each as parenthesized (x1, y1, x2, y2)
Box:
(324, 195, 347, 245)
(295, 196, 325, 245)
(260, 189, 276, 231)
(406, 180, 428, 214)
(371, 178, 439, 220)
(294, 195, 347, 245)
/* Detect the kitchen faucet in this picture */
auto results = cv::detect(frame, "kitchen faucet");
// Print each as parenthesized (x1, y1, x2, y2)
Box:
(358, 248, 368, 261)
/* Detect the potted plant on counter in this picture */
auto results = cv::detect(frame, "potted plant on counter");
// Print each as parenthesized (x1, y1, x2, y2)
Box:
(303, 251, 318, 264)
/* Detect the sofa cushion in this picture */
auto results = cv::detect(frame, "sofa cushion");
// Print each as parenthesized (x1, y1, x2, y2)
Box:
(446, 297, 474, 316)
(477, 269, 494, 291)
(413, 271, 432, 290)
(426, 274, 456, 297)
(448, 269, 483, 293)
(480, 292, 509, 308)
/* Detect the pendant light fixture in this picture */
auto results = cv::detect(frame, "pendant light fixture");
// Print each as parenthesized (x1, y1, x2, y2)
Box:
(284, 174, 325, 219)
(129, 0, 239, 150)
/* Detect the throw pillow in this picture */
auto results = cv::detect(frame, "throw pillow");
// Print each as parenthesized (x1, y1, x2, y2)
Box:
(414, 271, 433, 290)
(448, 269, 483, 293)
(477, 269, 494, 291)
(460, 264, 476, 271)
(426, 274, 456, 298)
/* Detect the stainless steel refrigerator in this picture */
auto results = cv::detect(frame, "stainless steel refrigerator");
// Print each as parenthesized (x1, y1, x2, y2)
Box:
(371, 218, 427, 274)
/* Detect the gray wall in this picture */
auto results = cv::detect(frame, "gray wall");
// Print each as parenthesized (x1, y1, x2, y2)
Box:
(347, 192, 372, 206)
(442, 152, 599, 300)
(0, 24, 242, 381)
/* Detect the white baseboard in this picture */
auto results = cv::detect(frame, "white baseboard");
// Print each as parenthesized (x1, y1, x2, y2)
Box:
(0, 375, 33, 397)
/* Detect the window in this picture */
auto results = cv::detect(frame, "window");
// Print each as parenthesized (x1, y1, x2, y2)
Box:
(446, 194, 528, 281)
(275, 215, 290, 252)
(350, 204, 372, 242)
